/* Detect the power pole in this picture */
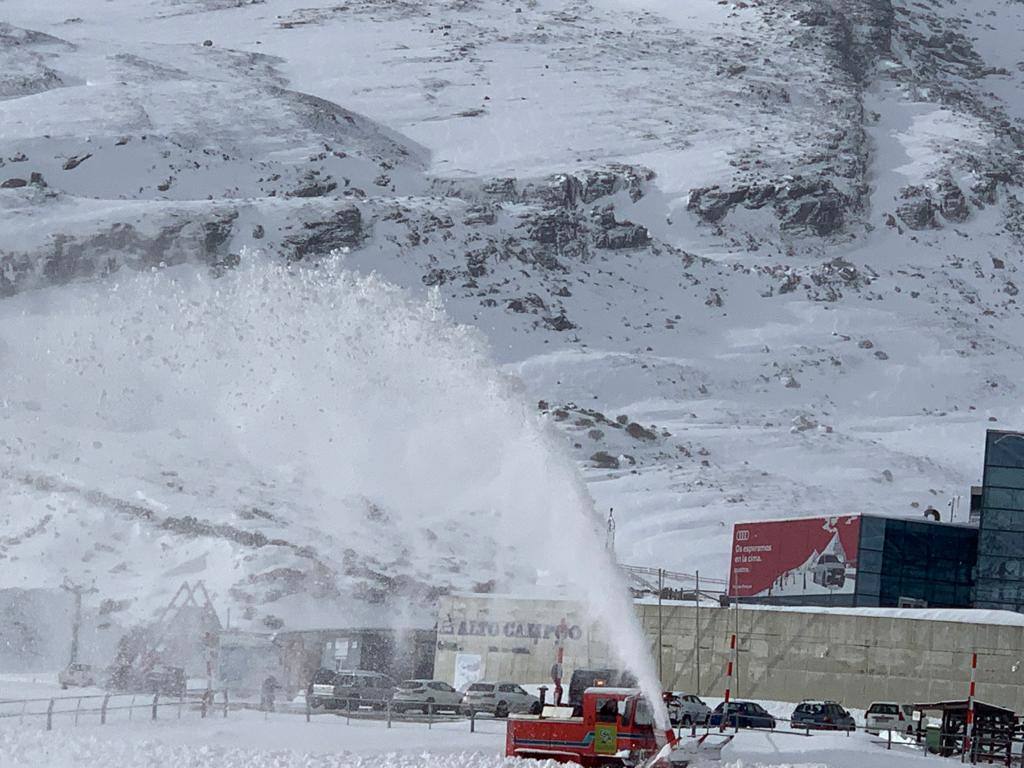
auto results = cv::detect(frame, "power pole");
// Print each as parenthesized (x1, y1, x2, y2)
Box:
(733, 590, 740, 698)
(695, 571, 701, 695)
(61, 579, 97, 665)
(657, 568, 664, 685)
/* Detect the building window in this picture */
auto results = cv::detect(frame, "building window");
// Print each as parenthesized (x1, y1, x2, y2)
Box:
(986, 432, 1024, 469)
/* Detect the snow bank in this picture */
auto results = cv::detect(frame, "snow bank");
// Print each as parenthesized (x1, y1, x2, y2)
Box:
(0, 711, 936, 768)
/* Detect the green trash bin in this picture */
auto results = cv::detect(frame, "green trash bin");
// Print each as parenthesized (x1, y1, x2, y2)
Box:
(925, 724, 941, 753)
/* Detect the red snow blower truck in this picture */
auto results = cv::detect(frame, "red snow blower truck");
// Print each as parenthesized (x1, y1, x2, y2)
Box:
(505, 686, 732, 767)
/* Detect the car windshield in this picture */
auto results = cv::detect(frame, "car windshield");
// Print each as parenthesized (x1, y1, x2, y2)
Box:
(397, 681, 423, 690)
(870, 704, 899, 715)
(468, 683, 494, 692)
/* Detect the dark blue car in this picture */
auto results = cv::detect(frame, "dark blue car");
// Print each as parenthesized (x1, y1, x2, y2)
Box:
(708, 700, 776, 729)
(790, 700, 856, 731)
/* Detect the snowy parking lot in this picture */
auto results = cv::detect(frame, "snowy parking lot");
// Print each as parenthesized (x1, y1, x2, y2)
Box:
(0, 707, 936, 768)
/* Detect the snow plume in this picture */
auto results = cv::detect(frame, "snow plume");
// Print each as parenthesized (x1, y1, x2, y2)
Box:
(0, 251, 668, 728)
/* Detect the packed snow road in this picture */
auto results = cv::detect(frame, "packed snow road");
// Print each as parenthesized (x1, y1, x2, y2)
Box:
(0, 708, 935, 767)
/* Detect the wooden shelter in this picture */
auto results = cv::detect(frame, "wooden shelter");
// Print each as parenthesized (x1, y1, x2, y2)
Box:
(914, 700, 1015, 764)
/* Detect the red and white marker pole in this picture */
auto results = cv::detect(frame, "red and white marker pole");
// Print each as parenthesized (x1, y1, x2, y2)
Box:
(720, 633, 736, 732)
(963, 652, 977, 761)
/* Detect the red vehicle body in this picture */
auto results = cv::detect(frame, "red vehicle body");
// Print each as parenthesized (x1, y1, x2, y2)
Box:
(506, 688, 671, 766)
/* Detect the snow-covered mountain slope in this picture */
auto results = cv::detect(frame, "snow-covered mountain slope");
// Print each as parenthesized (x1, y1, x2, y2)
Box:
(1, 0, 1023, 635)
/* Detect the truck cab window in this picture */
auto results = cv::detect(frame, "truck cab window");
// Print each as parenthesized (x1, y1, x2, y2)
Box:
(633, 700, 653, 726)
(596, 698, 618, 722)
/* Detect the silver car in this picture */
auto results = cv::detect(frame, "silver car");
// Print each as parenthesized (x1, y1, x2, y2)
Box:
(58, 663, 96, 689)
(461, 681, 538, 718)
(667, 691, 711, 726)
(391, 680, 463, 714)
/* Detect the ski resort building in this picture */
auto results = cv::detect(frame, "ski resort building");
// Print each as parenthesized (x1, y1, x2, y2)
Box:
(975, 430, 1024, 612)
(728, 513, 978, 609)
(730, 428, 1024, 611)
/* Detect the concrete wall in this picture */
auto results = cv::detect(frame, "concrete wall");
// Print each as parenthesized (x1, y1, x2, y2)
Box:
(434, 595, 1024, 712)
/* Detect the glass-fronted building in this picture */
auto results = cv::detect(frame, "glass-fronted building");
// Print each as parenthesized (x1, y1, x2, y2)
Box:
(975, 430, 1024, 611)
(854, 515, 977, 608)
(730, 428, 1024, 611)
(729, 513, 978, 609)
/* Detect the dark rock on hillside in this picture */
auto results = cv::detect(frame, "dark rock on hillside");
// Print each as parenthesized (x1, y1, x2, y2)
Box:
(592, 205, 649, 249)
(780, 195, 844, 236)
(0, 209, 241, 296)
(204, 212, 238, 253)
(688, 176, 849, 236)
(543, 313, 576, 332)
(530, 165, 654, 209)
(896, 186, 940, 230)
(529, 209, 582, 249)
(62, 153, 92, 171)
(288, 177, 338, 198)
(688, 186, 750, 223)
(935, 174, 969, 222)
(590, 451, 620, 469)
(626, 422, 657, 441)
(285, 206, 362, 259)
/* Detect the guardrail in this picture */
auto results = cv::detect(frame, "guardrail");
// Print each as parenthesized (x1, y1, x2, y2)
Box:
(0, 689, 230, 731)
(297, 696, 504, 733)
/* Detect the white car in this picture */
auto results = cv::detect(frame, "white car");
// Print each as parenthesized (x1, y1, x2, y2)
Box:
(866, 702, 919, 735)
(307, 668, 337, 709)
(461, 681, 538, 718)
(667, 692, 711, 726)
(391, 680, 463, 714)
(58, 663, 96, 689)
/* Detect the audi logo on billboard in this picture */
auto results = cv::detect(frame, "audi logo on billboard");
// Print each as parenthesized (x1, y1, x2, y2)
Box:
(736, 530, 750, 541)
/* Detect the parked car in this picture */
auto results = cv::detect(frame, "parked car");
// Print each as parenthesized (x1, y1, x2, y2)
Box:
(866, 702, 918, 735)
(332, 670, 396, 710)
(790, 700, 856, 731)
(307, 668, 338, 710)
(59, 663, 96, 689)
(708, 700, 776, 729)
(665, 691, 711, 726)
(461, 681, 539, 718)
(811, 553, 846, 589)
(143, 665, 186, 696)
(391, 680, 463, 714)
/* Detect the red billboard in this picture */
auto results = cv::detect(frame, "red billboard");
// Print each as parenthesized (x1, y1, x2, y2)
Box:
(729, 515, 861, 598)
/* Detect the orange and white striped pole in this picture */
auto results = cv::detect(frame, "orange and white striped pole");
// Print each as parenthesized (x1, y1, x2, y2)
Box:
(720, 633, 736, 732)
(963, 651, 977, 762)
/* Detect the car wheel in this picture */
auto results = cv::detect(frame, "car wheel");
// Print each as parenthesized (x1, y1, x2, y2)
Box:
(495, 701, 509, 718)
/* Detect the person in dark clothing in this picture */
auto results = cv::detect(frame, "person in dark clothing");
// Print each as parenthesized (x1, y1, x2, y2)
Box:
(261, 675, 279, 712)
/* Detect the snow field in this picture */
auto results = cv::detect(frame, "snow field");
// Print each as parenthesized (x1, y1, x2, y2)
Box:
(0, 706, 934, 768)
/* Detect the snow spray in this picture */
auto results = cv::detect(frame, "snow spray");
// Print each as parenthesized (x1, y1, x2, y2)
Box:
(0, 253, 670, 729)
